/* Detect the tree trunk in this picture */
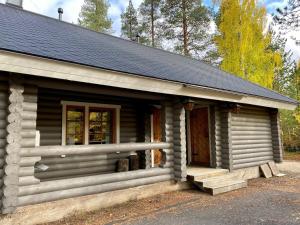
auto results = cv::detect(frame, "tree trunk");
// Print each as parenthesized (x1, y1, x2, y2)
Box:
(182, 0, 188, 56)
(151, 1, 155, 47)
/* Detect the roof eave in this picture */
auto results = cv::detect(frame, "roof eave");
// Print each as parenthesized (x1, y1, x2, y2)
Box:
(0, 50, 297, 110)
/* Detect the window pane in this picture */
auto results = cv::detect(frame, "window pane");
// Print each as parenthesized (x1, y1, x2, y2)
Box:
(89, 109, 113, 144)
(67, 110, 84, 121)
(66, 107, 84, 145)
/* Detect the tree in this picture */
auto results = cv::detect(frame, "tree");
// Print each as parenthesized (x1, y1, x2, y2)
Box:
(280, 62, 300, 148)
(138, 0, 162, 47)
(161, 0, 213, 59)
(269, 30, 296, 93)
(78, 0, 112, 33)
(215, 0, 282, 89)
(273, 0, 300, 37)
(121, 0, 139, 40)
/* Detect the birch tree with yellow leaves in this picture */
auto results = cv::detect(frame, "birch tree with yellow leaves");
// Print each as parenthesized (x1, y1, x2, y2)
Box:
(215, 0, 282, 89)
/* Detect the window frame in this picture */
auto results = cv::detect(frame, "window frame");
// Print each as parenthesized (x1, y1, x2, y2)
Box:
(61, 101, 121, 145)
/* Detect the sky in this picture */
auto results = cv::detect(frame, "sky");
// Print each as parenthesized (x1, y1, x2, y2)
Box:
(0, 0, 299, 60)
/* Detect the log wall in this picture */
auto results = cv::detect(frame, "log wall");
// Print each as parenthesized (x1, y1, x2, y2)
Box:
(172, 101, 187, 181)
(2, 79, 23, 214)
(35, 88, 154, 179)
(209, 106, 222, 168)
(18, 143, 173, 207)
(220, 108, 232, 170)
(231, 106, 274, 170)
(19, 85, 40, 187)
(160, 101, 174, 170)
(0, 80, 8, 213)
(270, 109, 283, 162)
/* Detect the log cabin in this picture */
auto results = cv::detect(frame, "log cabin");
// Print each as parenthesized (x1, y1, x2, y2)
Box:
(0, 1, 298, 214)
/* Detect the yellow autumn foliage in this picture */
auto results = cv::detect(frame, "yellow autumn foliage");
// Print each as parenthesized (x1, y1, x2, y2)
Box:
(215, 0, 282, 89)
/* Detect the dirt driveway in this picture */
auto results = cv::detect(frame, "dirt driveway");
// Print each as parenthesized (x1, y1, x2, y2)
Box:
(44, 172, 300, 225)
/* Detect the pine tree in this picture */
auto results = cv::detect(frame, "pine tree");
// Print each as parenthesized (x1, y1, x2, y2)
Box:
(269, 30, 296, 93)
(161, 0, 213, 59)
(78, 0, 112, 33)
(215, 0, 282, 89)
(121, 0, 139, 40)
(138, 0, 162, 47)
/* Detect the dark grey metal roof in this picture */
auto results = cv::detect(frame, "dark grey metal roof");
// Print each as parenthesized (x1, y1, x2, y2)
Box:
(0, 4, 297, 105)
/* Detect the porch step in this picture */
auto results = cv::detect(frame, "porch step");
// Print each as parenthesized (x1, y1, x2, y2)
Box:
(201, 179, 247, 195)
(194, 172, 240, 188)
(187, 168, 229, 181)
(189, 170, 247, 195)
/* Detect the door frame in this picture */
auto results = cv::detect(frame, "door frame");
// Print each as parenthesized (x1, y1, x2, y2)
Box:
(186, 105, 212, 167)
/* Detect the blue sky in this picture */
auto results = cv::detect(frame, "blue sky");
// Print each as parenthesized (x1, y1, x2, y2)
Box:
(0, 0, 299, 59)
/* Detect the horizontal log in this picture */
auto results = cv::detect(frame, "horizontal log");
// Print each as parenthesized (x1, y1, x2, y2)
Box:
(19, 168, 172, 196)
(21, 120, 36, 130)
(232, 113, 269, 119)
(233, 156, 273, 165)
(36, 120, 61, 127)
(233, 160, 272, 170)
(35, 165, 116, 179)
(0, 120, 7, 129)
(36, 127, 61, 132)
(232, 139, 272, 145)
(21, 142, 172, 157)
(21, 111, 37, 120)
(20, 156, 41, 167)
(40, 139, 61, 146)
(21, 138, 36, 148)
(0, 130, 6, 140)
(18, 174, 174, 206)
(233, 152, 273, 160)
(232, 143, 273, 150)
(231, 130, 271, 136)
(0, 101, 8, 110)
(19, 176, 40, 186)
(23, 102, 37, 112)
(231, 126, 271, 132)
(231, 135, 272, 141)
(231, 121, 271, 128)
(19, 167, 34, 177)
(232, 147, 274, 155)
(21, 130, 36, 139)
(45, 159, 118, 171)
(35, 114, 61, 120)
(40, 152, 130, 165)
(39, 133, 62, 139)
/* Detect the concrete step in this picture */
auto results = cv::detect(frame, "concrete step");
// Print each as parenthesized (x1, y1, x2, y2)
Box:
(203, 179, 247, 195)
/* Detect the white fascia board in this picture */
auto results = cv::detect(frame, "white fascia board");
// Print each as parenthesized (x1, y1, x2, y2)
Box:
(0, 50, 297, 110)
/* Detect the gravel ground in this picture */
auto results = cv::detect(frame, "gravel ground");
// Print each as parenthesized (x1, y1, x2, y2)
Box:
(43, 173, 300, 225)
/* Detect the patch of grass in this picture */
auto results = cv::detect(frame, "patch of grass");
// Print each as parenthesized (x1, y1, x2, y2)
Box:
(283, 151, 300, 161)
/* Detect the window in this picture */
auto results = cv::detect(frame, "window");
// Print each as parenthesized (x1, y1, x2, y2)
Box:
(62, 101, 120, 145)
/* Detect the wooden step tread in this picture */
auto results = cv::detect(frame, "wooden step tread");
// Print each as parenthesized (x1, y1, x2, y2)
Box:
(194, 173, 239, 184)
(203, 179, 246, 189)
(206, 180, 247, 195)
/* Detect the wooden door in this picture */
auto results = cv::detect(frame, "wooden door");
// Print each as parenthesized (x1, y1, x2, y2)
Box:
(152, 108, 162, 165)
(190, 107, 210, 166)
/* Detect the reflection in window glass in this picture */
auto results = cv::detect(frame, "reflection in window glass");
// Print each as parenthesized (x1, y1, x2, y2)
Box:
(89, 109, 113, 144)
(66, 107, 84, 145)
